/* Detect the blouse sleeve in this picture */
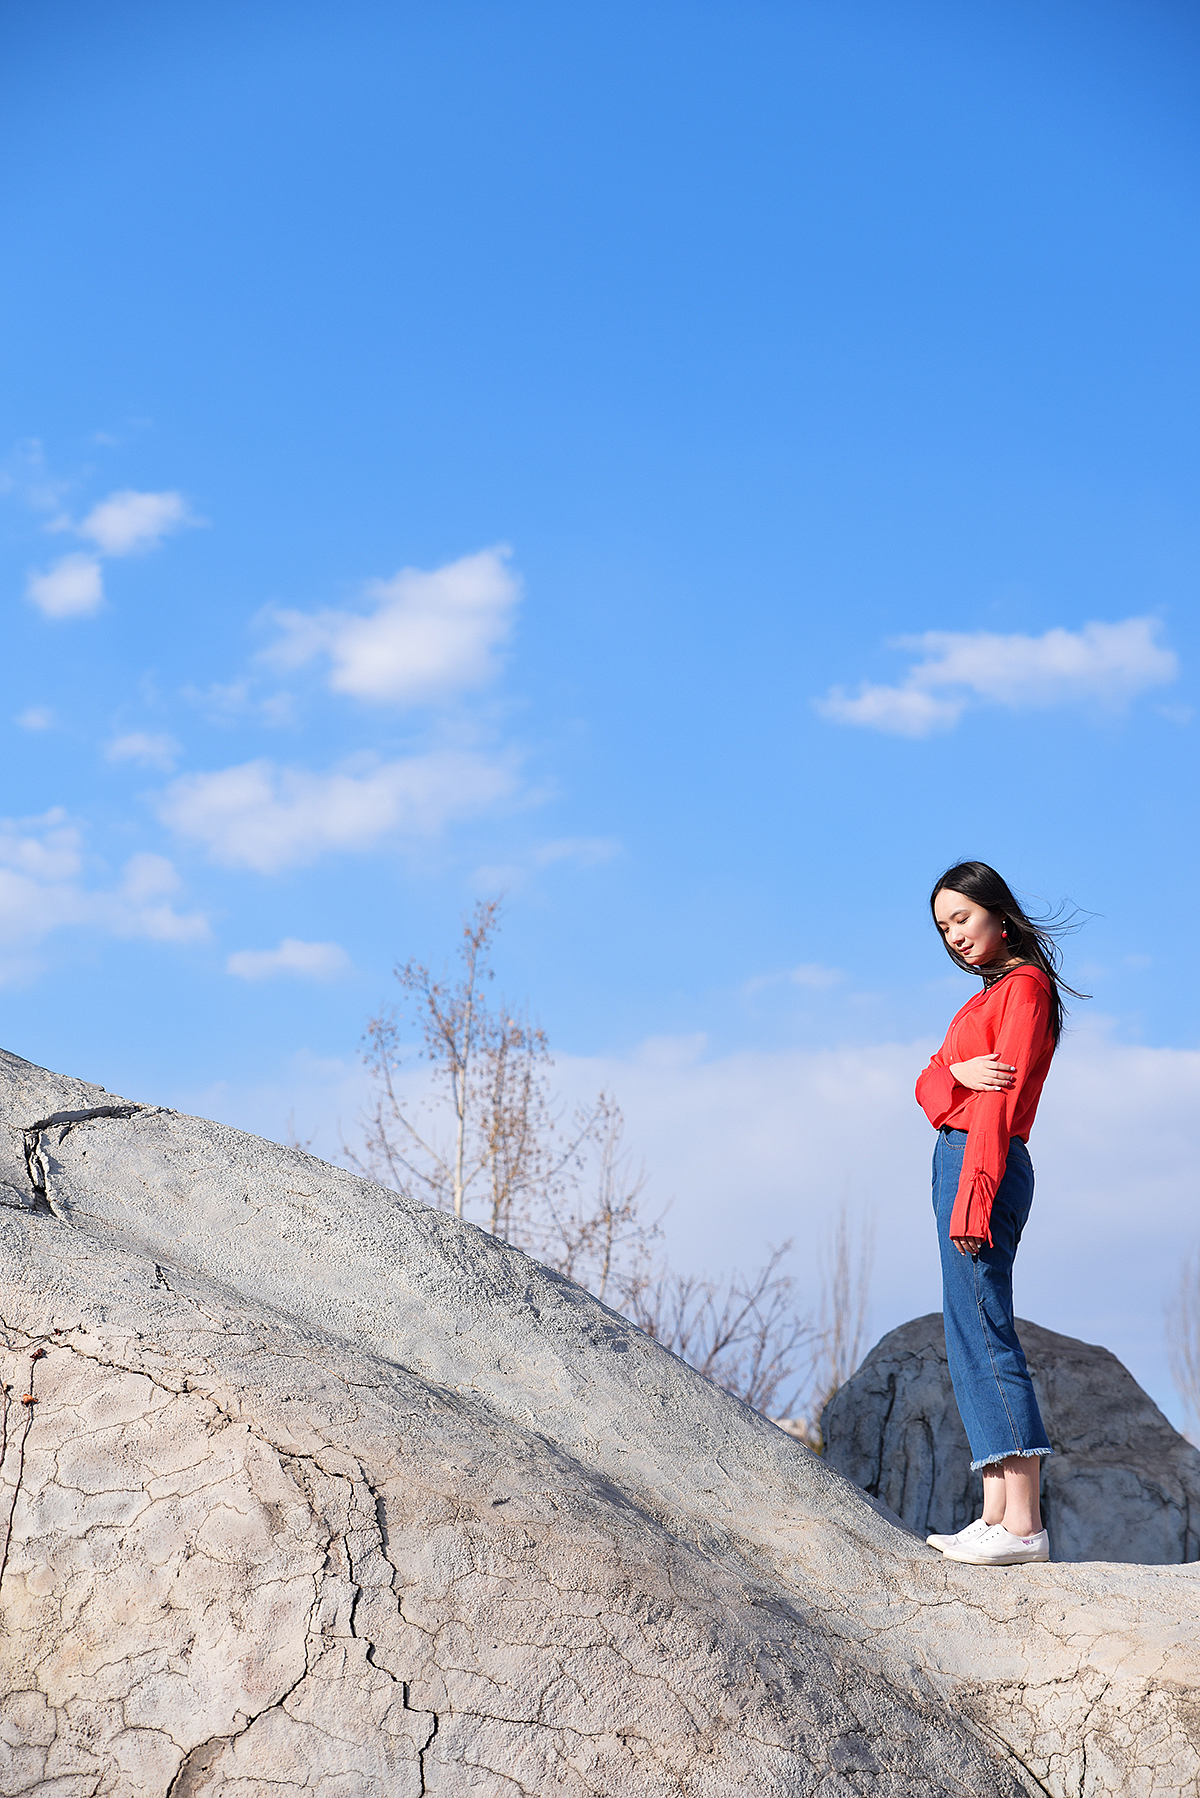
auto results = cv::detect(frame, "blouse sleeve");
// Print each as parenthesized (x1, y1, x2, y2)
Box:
(949, 976, 1052, 1247)
(915, 1056, 965, 1127)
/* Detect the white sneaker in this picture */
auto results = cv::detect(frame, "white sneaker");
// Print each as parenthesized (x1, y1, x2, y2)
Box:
(942, 1523, 1050, 1566)
(926, 1516, 993, 1553)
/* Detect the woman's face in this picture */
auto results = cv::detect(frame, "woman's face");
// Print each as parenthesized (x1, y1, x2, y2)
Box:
(933, 888, 1007, 968)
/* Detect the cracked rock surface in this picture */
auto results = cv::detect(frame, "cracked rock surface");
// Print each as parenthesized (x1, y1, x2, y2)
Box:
(823, 1313, 1200, 1564)
(0, 1050, 1197, 1796)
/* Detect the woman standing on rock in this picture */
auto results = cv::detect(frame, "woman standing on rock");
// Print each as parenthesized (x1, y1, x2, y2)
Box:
(917, 860, 1084, 1568)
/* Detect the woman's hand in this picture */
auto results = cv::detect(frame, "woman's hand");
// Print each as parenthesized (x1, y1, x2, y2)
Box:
(955, 1236, 984, 1256)
(949, 1053, 1015, 1092)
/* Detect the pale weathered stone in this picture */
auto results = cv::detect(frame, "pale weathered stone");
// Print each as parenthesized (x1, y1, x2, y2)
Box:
(822, 1311, 1200, 1564)
(0, 1046, 1197, 1796)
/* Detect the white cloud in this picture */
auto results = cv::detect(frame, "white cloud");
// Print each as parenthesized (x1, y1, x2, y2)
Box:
(24, 489, 199, 623)
(907, 617, 1178, 705)
(100, 852, 210, 942)
(75, 489, 196, 556)
(227, 938, 352, 982)
(816, 684, 965, 736)
(817, 617, 1179, 737)
(0, 812, 81, 885)
(106, 731, 182, 772)
(268, 546, 520, 704)
(26, 554, 104, 619)
(16, 707, 54, 731)
(157, 750, 517, 872)
(0, 813, 208, 973)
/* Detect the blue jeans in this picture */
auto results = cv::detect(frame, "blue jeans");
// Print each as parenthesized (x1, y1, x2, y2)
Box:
(933, 1127, 1053, 1472)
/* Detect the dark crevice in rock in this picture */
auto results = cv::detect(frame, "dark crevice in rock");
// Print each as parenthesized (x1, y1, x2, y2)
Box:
(23, 1103, 143, 1133)
(866, 1368, 896, 1501)
(968, 1721, 1057, 1798)
(21, 1105, 144, 1220)
(24, 1102, 143, 1146)
(164, 1735, 226, 1798)
(403, 1683, 440, 1795)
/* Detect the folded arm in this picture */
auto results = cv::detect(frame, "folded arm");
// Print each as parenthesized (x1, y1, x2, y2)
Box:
(915, 1056, 967, 1127)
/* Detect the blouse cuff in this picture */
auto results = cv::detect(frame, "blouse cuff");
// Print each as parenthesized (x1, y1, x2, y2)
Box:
(948, 1174, 995, 1249)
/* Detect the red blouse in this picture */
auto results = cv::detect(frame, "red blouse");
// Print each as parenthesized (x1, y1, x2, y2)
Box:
(915, 966, 1055, 1248)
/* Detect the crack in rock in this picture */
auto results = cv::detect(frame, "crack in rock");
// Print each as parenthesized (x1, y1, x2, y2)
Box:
(402, 1684, 439, 1796)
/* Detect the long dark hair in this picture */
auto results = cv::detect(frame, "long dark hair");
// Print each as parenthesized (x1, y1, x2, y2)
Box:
(929, 860, 1089, 1043)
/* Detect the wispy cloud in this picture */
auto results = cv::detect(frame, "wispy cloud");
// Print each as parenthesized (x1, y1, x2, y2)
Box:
(157, 750, 517, 872)
(0, 439, 70, 513)
(26, 488, 201, 621)
(742, 962, 844, 995)
(471, 836, 622, 892)
(816, 617, 1179, 737)
(790, 962, 844, 989)
(183, 680, 296, 728)
(16, 707, 54, 731)
(227, 938, 352, 981)
(0, 811, 209, 978)
(106, 731, 182, 771)
(267, 546, 520, 704)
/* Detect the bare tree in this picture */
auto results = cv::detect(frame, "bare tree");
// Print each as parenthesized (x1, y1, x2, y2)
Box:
(351, 899, 519, 1217)
(352, 901, 588, 1230)
(346, 902, 873, 1438)
(1167, 1250, 1200, 1444)
(348, 903, 655, 1296)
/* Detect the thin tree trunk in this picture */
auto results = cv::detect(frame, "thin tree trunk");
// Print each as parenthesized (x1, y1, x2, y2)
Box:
(452, 943, 478, 1219)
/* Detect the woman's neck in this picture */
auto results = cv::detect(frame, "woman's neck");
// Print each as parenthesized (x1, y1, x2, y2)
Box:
(980, 953, 1028, 982)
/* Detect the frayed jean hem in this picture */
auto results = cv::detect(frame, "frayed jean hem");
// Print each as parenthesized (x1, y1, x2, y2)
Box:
(971, 1445, 1054, 1473)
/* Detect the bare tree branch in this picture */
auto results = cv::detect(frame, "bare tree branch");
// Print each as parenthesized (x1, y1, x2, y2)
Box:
(536, 1098, 660, 1302)
(624, 1242, 816, 1419)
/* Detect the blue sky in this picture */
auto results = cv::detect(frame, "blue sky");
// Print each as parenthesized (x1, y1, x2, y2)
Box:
(3, 1, 1199, 1419)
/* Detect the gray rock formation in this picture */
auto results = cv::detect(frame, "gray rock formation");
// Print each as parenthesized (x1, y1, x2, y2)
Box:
(0, 1048, 1198, 1795)
(822, 1312, 1200, 1564)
